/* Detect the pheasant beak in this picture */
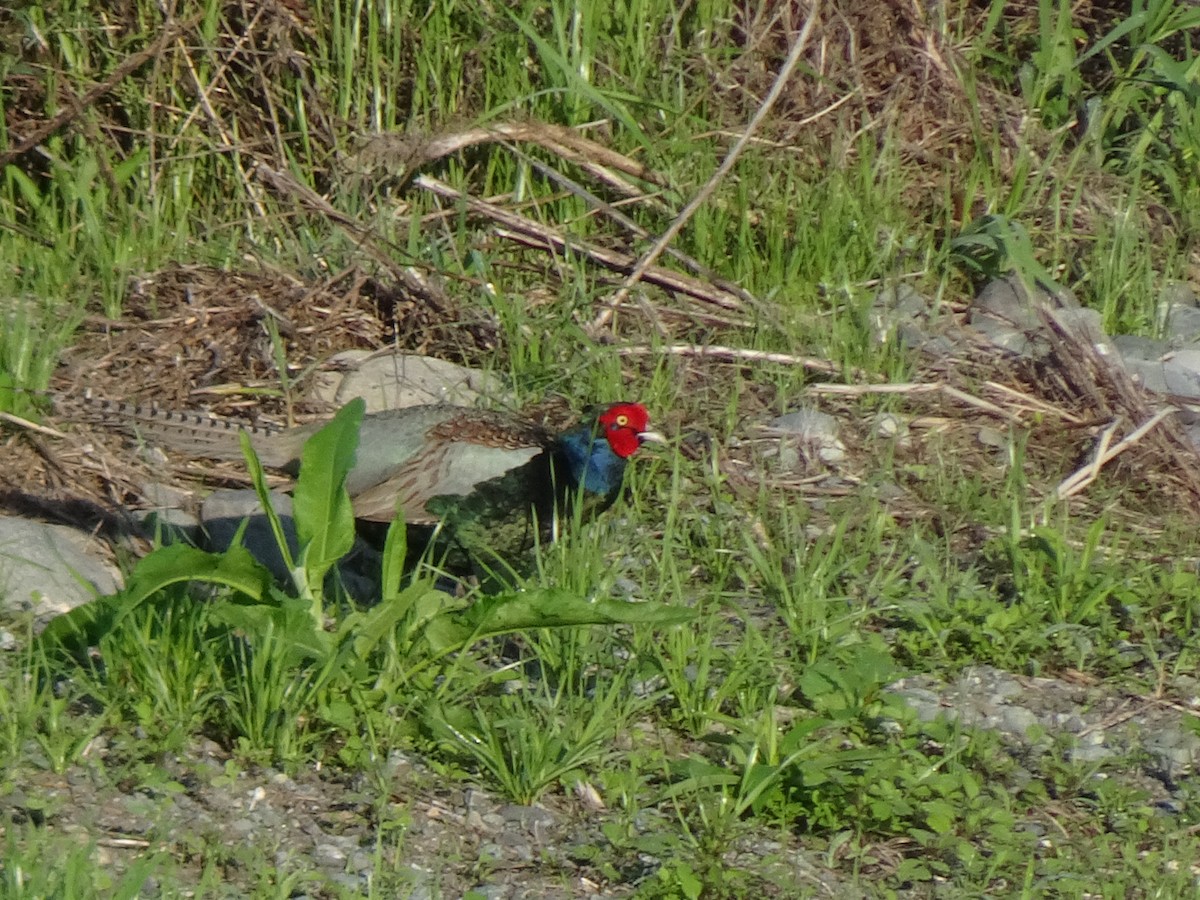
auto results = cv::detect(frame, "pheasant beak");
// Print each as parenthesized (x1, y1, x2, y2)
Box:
(637, 430, 667, 446)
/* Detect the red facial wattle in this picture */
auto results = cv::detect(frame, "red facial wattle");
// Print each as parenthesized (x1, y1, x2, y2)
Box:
(599, 402, 651, 459)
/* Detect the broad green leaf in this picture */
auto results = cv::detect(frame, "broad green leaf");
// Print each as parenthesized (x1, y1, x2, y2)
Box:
(380, 517, 407, 604)
(658, 758, 739, 800)
(240, 429, 298, 580)
(922, 799, 958, 834)
(780, 717, 832, 754)
(353, 580, 451, 660)
(1075, 13, 1147, 66)
(209, 590, 332, 663)
(403, 589, 694, 662)
(38, 544, 272, 654)
(293, 398, 364, 609)
(1141, 45, 1200, 98)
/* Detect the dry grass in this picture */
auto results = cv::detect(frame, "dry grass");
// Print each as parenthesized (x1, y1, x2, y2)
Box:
(4, 0, 1200, 539)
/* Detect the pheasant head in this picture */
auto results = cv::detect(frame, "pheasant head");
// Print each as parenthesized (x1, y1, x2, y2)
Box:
(557, 401, 663, 504)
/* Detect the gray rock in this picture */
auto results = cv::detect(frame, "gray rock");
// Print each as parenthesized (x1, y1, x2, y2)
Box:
(892, 686, 942, 707)
(778, 443, 801, 470)
(399, 867, 437, 900)
(0, 517, 122, 621)
(492, 830, 535, 861)
(968, 313, 1036, 355)
(870, 284, 932, 344)
(1163, 349, 1200, 396)
(987, 674, 1025, 702)
(1120, 356, 1173, 394)
(975, 273, 1079, 318)
(139, 479, 193, 511)
(1050, 306, 1105, 344)
(870, 412, 908, 441)
(1091, 295, 1200, 401)
(311, 351, 504, 413)
(499, 803, 556, 825)
(1172, 675, 1200, 700)
(1178, 409, 1200, 452)
(312, 840, 348, 868)
(763, 409, 846, 466)
(976, 426, 1009, 450)
(1069, 739, 1113, 764)
(1111, 332, 1200, 399)
(766, 409, 839, 437)
(1160, 281, 1199, 310)
(1165, 304, 1200, 345)
(464, 787, 495, 814)
(888, 664, 1200, 803)
(999, 706, 1039, 737)
(1057, 714, 1087, 733)
(911, 702, 944, 724)
(1144, 727, 1200, 776)
(1113, 333, 1169, 362)
(969, 273, 1080, 356)
(873, 480, 907, 501)
(467, 884, 508, 900)
(1161, 282, 1200, 342)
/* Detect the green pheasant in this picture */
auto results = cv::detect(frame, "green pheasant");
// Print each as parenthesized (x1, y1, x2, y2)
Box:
(71, 398, 662, 572)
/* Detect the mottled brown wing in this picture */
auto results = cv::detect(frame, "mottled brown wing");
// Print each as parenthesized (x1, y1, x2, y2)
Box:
(349, 409, 550, 524)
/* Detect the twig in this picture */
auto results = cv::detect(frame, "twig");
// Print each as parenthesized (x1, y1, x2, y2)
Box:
(169, 7, 269, 222)
(620, 343, 849, 377)
(356, 120, 666, 192)
(982, 380, 1086, 424)
(0, 19, 191, 168)
(694, 90, 858, 148)
(413, 176, 744, 311)
(500, 143, 758, 307)
(588, 2, 820, 334)
(496, 228, 742, 312)
(96, 837, 153, 849)
(807, 381, 1020, 420)
(1055, 408, 1177, 500)
(605, 304, 750, 330)
(0, 411, 66, 439)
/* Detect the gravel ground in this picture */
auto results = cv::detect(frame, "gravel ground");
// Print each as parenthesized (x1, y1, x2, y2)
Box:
(5, 660, 1200, 897)
(1, 714, 841, 897)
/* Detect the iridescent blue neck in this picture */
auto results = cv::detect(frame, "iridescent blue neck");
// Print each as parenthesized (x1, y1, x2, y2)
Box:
(558, 422, 628, 499)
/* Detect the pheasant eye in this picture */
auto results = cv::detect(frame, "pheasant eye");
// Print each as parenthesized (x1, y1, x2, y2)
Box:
(615, 414, 629, 427)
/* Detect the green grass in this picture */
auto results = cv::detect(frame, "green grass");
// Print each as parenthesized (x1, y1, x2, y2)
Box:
(6, 0, 1200, 895)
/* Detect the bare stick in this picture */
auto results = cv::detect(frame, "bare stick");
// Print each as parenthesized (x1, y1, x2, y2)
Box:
(413, 176, 744, 311)
(983, 380, 1087, 424)
(588, 3, 820, 334)
(169, 8, 269, 222)
(0, 19, 191, 168)
(1055, 408, 1176, 500)
(358, 121, 665, 188)
(500, 143, 757, 306)
(495, 228, 741, 311)
(0, 411, 66, 439)
(620, 343, 849, 377)
(808, 381, 1021, 421)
